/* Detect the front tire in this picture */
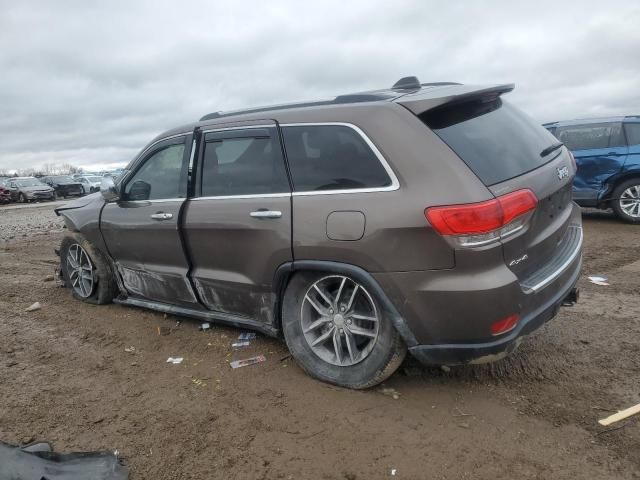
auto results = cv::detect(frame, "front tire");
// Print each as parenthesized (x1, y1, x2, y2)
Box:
(612, 179, 640, 223)
(60, 233, 117, 304)
(282, 272, 406, 389)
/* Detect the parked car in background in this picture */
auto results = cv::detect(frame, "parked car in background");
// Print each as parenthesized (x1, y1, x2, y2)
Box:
(5, 177, 55, 202)
(55, 77, 582, 389)
(0, 184, 12, 203)
(76, 175, 103, 194)
(41, 175, 84, 199)
(544, 116, 640, 222)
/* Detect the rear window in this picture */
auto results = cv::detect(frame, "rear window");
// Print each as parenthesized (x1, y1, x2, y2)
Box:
(421, 98, 559, 186)
(281, 125, 392, 192)
(554, 122, 625, 150)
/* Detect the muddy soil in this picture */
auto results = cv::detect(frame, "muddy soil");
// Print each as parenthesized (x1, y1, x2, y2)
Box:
(0, 205, 638, 479)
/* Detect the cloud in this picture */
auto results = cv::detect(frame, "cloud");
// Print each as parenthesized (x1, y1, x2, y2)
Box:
(1, 0, 639, 171)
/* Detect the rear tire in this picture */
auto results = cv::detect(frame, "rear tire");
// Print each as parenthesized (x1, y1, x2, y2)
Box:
(611, 179, 640, 223)
(282, 271, 406, 389)
(59, 233, 117, 304)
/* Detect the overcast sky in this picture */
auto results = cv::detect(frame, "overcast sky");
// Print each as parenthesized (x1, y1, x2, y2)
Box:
(1, 0, 639, 173)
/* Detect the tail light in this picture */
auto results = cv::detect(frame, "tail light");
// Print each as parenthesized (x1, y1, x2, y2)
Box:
(490, 314, 519, 336)
(425, 189, 538, 247)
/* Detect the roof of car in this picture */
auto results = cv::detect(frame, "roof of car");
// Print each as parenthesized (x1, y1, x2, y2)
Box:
(198, 77, 462, 122)
(543, 115, 640, 127)
(150, 77, 518, 146)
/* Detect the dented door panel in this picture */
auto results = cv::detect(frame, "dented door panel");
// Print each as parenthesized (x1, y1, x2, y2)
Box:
(101, 199, 200, 306)
(182, 196, 292, 323)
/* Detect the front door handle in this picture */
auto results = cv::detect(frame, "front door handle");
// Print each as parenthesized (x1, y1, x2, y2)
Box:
(250, 210, 282, 219)
(150, 212, 173, 220)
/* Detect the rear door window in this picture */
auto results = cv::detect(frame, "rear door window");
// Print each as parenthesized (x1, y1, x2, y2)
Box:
(420, 99, 559, 186)
(554, 122, 625, 150)
(281, 125, 392, 192)
(200, 128, 289, 197)
(624, 123, 640, 146)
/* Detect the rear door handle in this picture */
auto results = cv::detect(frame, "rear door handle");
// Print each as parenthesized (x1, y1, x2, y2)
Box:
(150, 212, 173, 220)
(250, 210, 282, 219)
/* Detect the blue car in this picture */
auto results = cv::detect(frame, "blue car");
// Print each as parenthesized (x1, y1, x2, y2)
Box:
(544, 116, 640, 222)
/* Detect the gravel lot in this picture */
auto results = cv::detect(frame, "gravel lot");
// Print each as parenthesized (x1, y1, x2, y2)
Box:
(0, 204, 639, 479)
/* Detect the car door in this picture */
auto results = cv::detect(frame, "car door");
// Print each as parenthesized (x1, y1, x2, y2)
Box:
(556, 122, 628, 203)
(182, 121, 292, 325)
(100, 133, 200, 306)
(623, 122, 640, 172)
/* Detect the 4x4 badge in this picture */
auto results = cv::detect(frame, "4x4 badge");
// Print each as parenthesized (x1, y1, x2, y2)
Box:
(557, 166, 569, 180)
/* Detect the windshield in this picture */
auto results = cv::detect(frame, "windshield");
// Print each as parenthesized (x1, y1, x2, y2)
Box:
(50, 175, 74, 183)
(16, 178, 46, 187)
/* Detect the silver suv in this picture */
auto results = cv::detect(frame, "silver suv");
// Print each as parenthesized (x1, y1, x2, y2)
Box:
(56, 77, 582, 388)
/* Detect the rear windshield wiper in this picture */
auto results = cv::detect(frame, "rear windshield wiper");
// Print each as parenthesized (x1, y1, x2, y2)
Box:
(540, 142, 564, 157)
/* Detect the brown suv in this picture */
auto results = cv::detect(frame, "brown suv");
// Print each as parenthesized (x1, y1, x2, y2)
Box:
(55, 77, 582, 388)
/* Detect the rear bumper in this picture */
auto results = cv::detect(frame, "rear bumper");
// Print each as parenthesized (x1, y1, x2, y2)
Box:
(408, 261, 581, 365)
(373, 209, 583, 365)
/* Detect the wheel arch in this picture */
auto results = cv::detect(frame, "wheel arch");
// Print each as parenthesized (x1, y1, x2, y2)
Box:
(600, 171, 640, 205)
(272, 260, 418, 347)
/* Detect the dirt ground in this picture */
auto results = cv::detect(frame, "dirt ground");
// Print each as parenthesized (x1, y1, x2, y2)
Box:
(0, 204, 639, 480)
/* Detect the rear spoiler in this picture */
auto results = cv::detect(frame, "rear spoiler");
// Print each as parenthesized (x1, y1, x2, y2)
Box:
(395, 83, 515, 115)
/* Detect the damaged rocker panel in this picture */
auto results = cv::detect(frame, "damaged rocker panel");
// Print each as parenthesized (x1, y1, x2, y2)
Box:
(113, 296, 279, 337)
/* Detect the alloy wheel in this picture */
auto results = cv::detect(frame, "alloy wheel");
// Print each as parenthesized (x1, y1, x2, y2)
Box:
(300, 275, 379, 367)
(66, 244, 95, 298)
(619, 185, 640, 218)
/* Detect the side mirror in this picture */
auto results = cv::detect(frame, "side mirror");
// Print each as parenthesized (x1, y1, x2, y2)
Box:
(100, 176, 119, 202)
(128, 180, 151, 201)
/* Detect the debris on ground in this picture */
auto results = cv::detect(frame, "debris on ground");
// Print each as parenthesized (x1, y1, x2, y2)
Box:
(43, 275, 54, 282)
(238, 332, 256, 341)
(230, 355, 266, 369)
(280, 354, 292, 362)
(452, 408, 473, 417)
(124, 346, 136, 354)
(588, 275, 609, 286)
(0, 440, 128, 479)
(156, 326, 171, 336)
(598, 402, 640, 426)
(231, 341, 250, 349)
(166, 357, 184, 364)
(199, 322, 211, 331)
(379, 388, 400, 400)
(25, 302, 41, 312)
(191, 377, 207, 387)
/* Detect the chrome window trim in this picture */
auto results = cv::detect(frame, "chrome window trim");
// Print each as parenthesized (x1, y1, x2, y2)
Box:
(280, 122, 400, 196)
(190, 192, 291, 201)
(201, 124, 275, 134)
(526, 226, 583, 293)
(105, 198, 186, 206)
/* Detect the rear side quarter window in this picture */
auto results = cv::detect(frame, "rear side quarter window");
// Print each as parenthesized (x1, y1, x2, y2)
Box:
(281, 125, 392, 192)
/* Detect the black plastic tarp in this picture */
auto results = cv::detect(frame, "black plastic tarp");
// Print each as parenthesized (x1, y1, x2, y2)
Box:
(0, 441, 128, 480)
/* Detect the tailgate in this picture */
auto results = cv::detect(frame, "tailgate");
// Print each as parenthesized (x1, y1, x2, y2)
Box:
(489, 148, 578, 282)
